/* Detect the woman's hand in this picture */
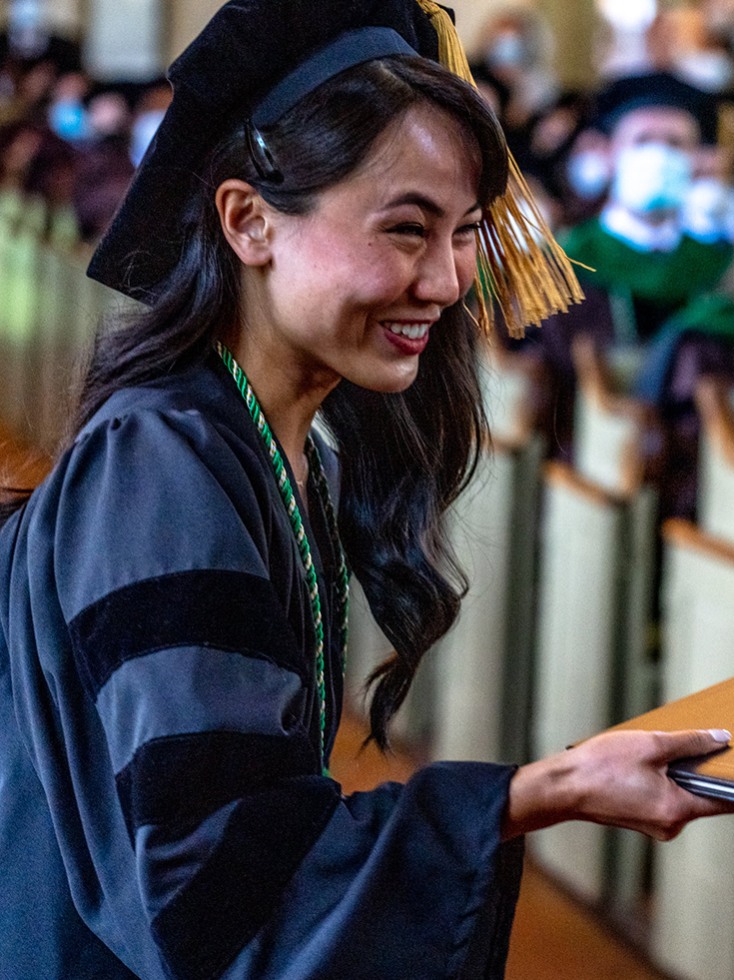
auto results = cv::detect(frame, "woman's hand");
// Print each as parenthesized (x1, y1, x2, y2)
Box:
(502, 728, 734, 842)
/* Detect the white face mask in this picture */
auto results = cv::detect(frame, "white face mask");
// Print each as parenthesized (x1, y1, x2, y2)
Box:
(8, 0, 48, 57)
(566, 150, 610, 199)
(682, 177, 734, 243)
(611, 143, 692, 215)
(130, 109, 166, 168)
(486, 32, 528, 70)
(9, 0, 45, 32)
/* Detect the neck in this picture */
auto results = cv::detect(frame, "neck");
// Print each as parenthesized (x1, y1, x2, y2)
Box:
(227, 333, 338, 476)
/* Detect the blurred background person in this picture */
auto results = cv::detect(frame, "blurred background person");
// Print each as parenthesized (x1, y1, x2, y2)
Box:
(70, 81, 135, 244)
(127, 75, 170, 168)
(560, 126, 613, 225)
(511, 71, 734, 515)
(470, 4, 596, 237)
(46, 69, 90, 143)
(470, 6, 560, 169)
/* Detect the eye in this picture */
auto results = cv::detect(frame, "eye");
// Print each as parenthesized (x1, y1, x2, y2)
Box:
(455, 220, 482, 238)
(388, 222, 426, 238)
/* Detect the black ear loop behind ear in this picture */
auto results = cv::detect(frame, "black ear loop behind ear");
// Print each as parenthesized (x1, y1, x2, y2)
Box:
(245, 121, 284, 184)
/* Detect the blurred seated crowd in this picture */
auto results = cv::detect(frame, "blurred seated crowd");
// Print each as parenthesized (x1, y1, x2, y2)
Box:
(3, 3, 734, 521)
(471, 2, 734, 521)
(0, 22, 170, 247)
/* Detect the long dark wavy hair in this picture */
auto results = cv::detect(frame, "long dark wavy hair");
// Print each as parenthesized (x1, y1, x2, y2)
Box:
(13, 55, 509, 748)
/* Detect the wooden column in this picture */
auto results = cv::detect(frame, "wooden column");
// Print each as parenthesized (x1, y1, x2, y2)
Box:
(84, 0, 164, 79)
(165, 0, 221, 61)
(537, 0, 597, 90)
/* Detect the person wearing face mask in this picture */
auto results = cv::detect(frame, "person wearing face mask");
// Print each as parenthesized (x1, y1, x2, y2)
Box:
(472, 6, 561, 176)
(515, 72, 734, 483)
(681, 144, 734, 245)
(566, 72, 731, 341)
(47, 71, 91, 144)
(476, 7, 559, 129)
(127, 78, 172, 169)
(561, 129, 612, 225)
(71, 84, 136, 244)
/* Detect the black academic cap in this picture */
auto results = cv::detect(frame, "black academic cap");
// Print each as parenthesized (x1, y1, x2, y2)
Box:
(88, 0, 443, 302)
(594, 70, 718, 144)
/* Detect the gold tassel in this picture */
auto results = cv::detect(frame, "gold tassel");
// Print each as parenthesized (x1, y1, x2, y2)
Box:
(414, 0, 584, 336)
(414, 0, 474, 77)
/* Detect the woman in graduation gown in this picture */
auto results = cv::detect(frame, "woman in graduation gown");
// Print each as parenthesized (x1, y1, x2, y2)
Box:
(0, 2, 731, 978)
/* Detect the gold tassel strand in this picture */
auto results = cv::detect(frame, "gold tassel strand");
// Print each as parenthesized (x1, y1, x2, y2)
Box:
(414, 0, 475, 77)
(483, 156, 585, 337)
(414, 0, 584, 337)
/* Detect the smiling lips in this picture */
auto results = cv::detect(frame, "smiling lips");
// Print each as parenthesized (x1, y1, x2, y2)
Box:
(382, 319, 433, 355)
(384, 320, 431, 340)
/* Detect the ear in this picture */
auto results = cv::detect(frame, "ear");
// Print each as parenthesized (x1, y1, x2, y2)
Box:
(215, 179, 273, 266)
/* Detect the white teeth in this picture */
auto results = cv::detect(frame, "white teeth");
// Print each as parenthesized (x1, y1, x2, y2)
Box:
(385, 322, 430, 339)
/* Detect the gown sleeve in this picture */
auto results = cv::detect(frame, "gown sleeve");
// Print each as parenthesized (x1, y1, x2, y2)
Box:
(12, 406, 524, 980)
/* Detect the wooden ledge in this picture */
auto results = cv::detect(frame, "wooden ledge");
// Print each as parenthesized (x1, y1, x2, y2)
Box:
(663, 517, 734, 565)
(543, 459, 624, 508)
(696, 376, 734, 468)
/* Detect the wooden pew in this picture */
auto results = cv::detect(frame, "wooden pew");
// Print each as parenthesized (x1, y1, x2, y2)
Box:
(429, 346, 546, 765)
(33, 243, 115, 452)
(0, 420, 52, 493)
(650, 519, 734, 980)
(572, 334, 663, 496)
(695, 376, 734, 545)
(530, 339, 661, 909)
(0, 225, 42, 440)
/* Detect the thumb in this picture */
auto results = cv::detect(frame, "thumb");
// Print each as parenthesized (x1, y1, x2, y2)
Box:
(652, 728, 731, 763)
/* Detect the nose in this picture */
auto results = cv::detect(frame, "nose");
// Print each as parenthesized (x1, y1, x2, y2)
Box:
(411, 238, 464, 309)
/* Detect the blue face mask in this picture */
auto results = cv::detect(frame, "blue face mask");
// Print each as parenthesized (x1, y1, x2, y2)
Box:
(611, 143, 692, 214)
(49, 99, 89, 143)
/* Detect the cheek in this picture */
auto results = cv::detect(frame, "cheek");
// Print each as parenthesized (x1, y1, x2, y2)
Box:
(339, 248, 414, 304)
(457, 249, 479, 297)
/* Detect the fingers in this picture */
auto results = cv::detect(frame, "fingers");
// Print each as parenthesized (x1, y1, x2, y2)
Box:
(648, 728, 731, 763)
(656, 780, 734, 837)
(564, 729, 734, 839)
(503, 728, 734, 841)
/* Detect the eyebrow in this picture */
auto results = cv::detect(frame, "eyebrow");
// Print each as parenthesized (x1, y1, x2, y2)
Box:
(381, 192, 482, 218)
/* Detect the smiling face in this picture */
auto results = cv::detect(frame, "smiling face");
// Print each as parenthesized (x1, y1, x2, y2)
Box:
(235, 103, 483, 401)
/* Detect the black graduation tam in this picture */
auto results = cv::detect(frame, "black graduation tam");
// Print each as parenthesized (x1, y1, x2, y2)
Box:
(88, 0, 583, 335)
(594, 71, 719, 144)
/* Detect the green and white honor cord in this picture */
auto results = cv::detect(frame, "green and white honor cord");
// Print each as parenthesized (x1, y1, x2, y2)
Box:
(217, 342, 349, 776)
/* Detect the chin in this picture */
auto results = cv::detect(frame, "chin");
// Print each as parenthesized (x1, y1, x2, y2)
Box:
(360, 368, 419, 394)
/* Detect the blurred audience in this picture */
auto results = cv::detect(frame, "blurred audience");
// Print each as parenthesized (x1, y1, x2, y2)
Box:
(560, 127, 612, 225)
(471, 6, 597, 232)
(510, 71, 734, 517)
(471, 7, 561, 171)
(567, 72, 728, 331)
(0, 23, 174, 248)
